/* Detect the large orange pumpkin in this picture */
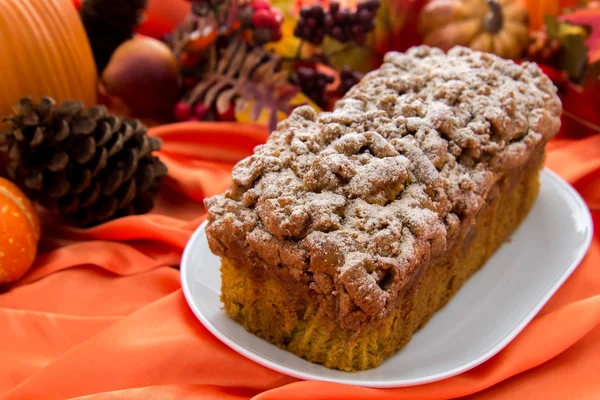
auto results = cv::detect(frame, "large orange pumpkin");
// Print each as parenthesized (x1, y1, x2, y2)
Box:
(0, 178, 41, 284)
(0, 0, 97, 126)
(418, 0, 529, 60)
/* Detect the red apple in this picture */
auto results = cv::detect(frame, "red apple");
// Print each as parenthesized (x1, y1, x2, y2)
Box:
(102, 36, 180, 118)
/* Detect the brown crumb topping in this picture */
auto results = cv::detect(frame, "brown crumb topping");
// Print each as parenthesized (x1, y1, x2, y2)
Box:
(205, 46, 562, 330)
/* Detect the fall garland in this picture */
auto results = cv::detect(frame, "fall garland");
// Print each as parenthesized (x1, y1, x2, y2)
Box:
(77, 0, 600, 136)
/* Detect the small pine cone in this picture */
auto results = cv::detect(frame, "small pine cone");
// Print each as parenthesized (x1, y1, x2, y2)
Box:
(0, 97, 168, 227)
(526, 30, 562, 67)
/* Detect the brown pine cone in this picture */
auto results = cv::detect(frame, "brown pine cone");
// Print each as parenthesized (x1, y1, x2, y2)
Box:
(0, 97, 167, 227)
(526, 30, 562, 67)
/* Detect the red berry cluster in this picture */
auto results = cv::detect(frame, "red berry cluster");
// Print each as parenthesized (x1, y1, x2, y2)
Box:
(289, 64, 364, 108)
(240, 0, 284, 45)
(338, 65, 363, 95)
(291, 65, 334, 107)
(294, 5, 326, 45)
(172, 0, 375, 126)
(294, 0, 380, 45)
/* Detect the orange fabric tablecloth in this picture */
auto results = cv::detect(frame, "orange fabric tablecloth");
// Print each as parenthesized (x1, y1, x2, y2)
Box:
(1, 122, 599, 400)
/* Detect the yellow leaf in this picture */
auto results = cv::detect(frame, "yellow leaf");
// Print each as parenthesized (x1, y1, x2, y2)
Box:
(265, 11, 316, 59)
(235, 91, 321, 125)
(270, 0, 299, 13)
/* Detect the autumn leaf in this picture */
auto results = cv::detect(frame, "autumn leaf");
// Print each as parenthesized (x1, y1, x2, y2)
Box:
(318, 38, 379, 73)
(318, 0, 421, 72)
(559, 5, 600, 27)
(265, 1, 317, 60)
(559, 7, 600, 63)
(546, 14, 589, 82)
(560, 61, 600, 138)
(235, 90, 321, 125)
(268, 0, 423, 73)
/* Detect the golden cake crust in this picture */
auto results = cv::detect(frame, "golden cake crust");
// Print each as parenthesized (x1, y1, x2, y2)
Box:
(205, 46, 561, 330)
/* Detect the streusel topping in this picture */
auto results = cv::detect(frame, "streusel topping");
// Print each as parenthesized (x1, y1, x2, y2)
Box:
(205, 46, 561, 329)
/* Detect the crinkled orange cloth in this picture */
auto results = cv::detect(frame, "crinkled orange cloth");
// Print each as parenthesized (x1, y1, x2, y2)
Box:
(0, 122, 599, 400)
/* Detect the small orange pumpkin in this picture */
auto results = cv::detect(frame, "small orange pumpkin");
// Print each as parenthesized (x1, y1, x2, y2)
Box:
(0, 178, 41, 284)
(418, 0, 530, 60)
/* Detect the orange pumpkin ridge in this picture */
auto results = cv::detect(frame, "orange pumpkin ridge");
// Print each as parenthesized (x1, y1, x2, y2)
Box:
(0, 0, 97, 129)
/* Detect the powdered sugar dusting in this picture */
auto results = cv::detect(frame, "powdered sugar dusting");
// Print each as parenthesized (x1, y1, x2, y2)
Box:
(205, 46, 562, 329)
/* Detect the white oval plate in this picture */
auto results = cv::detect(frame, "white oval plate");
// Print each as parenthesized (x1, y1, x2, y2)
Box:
(181, 169, 593, 388)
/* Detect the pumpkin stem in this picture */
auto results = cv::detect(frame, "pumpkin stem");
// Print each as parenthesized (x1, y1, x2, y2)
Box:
(484, 0, 504, 34)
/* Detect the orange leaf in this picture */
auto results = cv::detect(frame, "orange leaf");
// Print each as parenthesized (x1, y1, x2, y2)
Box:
(235, 91, 321, 125)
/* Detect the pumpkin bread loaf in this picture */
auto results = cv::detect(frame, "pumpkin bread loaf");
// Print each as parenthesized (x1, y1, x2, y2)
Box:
(204, 46, 562, 371)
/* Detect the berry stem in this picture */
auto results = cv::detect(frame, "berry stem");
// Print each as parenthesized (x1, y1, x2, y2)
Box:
(296, 40, 305, 60)
(280, 40, 309, 64)
(562, 110, 600, 133)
